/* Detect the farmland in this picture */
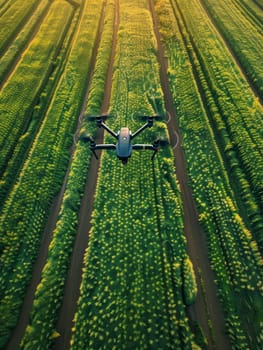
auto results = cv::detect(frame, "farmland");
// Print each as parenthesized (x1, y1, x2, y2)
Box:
(0, 0, 262, 349)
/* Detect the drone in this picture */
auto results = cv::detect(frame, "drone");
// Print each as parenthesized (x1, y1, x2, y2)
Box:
(80, 115, 169, 164)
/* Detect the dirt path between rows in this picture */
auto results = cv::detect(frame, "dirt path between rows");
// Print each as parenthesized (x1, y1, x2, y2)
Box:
(4, 2, 109, 350)
(53, 1, 119, 349)
(149, 0, 230, 349)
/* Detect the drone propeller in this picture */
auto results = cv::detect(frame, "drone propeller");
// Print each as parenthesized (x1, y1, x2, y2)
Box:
(79, 133, 99, 158)
(137, 115, 164, 121)
(79, 132, 94, 143)
(154, 136, 169, 147)
(86, 114, 110, 122)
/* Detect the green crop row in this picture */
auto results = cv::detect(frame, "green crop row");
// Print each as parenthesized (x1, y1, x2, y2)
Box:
(173, 0, 262, 339)
(21, 1, 112, 348)
(85, 0, 115, 115)
(173, 0, 263, 247)
(0, 0, 51, 85)
(0, 0, 40, 55)
(0, 1, 80, 211)
(0, 0, 104, 347)
(0, 0, 12, 16)
(155, 0, 263, 348)
(183, 258, 198, 306)
(0, 0, 74, 176)
(233, 0, 263, 28)
(201, 0, 263, 99)
(177, 0, 263, 210)
(71, 1, 197, 349)
(254, 0, 263, 10)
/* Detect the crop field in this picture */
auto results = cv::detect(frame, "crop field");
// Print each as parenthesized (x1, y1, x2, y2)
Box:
(0, 0, 262, 349)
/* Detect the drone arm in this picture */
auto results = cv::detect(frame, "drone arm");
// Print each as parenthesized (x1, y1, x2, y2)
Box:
(99, 122, 118, 139)
(90, 148, 98, 159)
(151, 149, 158, 160)
(131, 123, 149, 140)
(131, 122, 153, 140)
(94, 144, 116, 150)
(133, 144, 155, 150)
(131, 116, 154, 140)
(90, 141, 116, 159)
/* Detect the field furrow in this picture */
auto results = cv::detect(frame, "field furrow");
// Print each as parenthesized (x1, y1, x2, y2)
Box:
(0, 0, 14, 17)
(0, 0, 104, 347)
(172, 0, 263, 243)
(150, 1, 230, 347)
(200, 0, 263, 100)
(253, 0, 263, 10)
(155, 0, 263, 347)
(0, 0, 51, 88)
(54, 2, 118, 349)
(0, 0, 40, 55)
(18, 1, 113, 349)
(234, 0, 263, 30)
(0, 0, 262, 349)
(0, 3, 81, 212)
(71, 1, 196, 349)
(0, 1, 75, 177)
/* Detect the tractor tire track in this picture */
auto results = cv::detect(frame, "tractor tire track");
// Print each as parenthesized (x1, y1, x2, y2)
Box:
(4, 3, 106, 350)
(53, 1, 119, 349)
(149, 0, 230, 349)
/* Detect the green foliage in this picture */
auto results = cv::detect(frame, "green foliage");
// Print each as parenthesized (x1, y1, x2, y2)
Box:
(190, 321, 207, 350)
(183, 258, 197, 305)
(201, 0, 263, 99)
(20, 1, 107, 349)
(0, 0, 39, 54)
(173, 0, 263, 224)
(0, 0, 50, 83)
(155, 0, 263, 348)
(1, 0, 262, 349)
(0, 0, 74, 175)
(0, 2, 80, 210)
(0, 0, 104, 347)
(71, 1, 193, 349)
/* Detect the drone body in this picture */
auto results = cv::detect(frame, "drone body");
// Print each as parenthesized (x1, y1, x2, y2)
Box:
(81, 115, 167, 164)
(117, 127, 132, 161)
